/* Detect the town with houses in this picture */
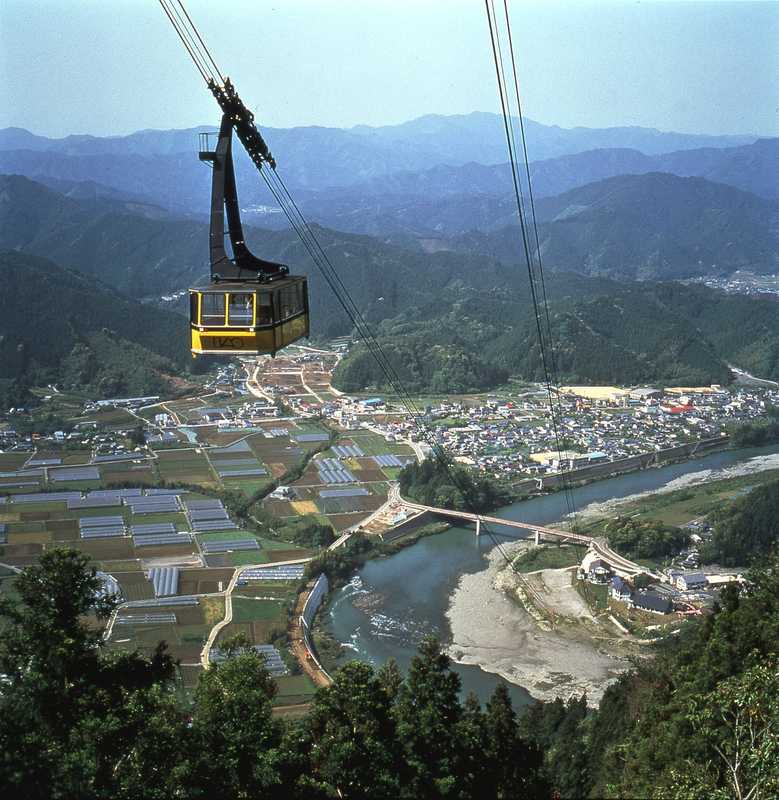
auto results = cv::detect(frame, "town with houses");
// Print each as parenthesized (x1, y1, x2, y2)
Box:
(577, 518, 742, 629)
(4, 350, 778, 485)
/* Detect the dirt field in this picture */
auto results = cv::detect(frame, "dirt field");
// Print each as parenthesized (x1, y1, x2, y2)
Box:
(115, 572, 155, 601)
(178, 568, 234, 595)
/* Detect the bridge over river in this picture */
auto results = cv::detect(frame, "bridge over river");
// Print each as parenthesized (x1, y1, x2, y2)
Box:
(396, 495, 658, 579)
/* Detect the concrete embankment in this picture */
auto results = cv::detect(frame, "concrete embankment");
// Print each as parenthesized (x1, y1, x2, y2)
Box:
(380, 511, 437, 542)
(513, 436, 728, 495)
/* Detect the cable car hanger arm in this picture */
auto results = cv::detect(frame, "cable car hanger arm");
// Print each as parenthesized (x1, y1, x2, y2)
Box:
(200, 111, 287, 282)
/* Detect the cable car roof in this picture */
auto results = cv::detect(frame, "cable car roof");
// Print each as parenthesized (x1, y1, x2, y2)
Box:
(190, 276, 306, 293)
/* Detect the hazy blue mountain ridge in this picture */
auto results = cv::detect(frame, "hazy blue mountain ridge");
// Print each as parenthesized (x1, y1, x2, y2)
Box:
(444, 173, 779, 280)
(0, 114, 762, 208)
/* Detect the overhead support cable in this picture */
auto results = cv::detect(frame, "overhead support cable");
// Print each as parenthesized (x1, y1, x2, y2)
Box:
(174, 0, 225, 84)
(159, 0, 214, 84)
(484, 0, 578, 528)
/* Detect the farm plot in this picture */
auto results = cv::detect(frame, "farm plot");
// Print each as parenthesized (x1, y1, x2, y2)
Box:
(0, 486, 43, 498)
(315, 488, 384, 515)
(245, 435, 308, 477)
(76, 407, 138, 429)
(262, 498, 296, 517)
(290, 463, 323, 488)
(101, 459, 157, 487)
(114, 571, 155, 601)
(109, 598, 221, 664)
(347, 431, 416, 457)
(0, 542, 44, 567)
(59, 451, 95, 465)
(215, 594, 291, 649)
(196, 427, 259, 447)
(69, 537, 136, 562)
(156, 450, 216, 486)
(177, 567, 234, 596)
(0, 453, 31, 471)
(207, 445, 271, 497)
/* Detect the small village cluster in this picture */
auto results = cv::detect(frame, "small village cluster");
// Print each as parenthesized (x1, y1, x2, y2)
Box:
(581, 550, 742, 620)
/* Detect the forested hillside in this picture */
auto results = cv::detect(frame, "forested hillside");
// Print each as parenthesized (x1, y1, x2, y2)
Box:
(0, 251, 191, 401)
(7, 174, 779, 394)
(334, 279, 779, 392)
(703, 476, 779, 566)
(449, 173, 779, 279)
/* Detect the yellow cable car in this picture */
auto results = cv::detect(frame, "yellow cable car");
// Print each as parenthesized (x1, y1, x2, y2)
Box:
(190, 110, 309, 356)
(190, 278, 309, 355)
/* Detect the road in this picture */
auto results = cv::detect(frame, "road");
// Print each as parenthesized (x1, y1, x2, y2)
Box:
(729, 364, 779, 388)
(288, 586, 332, 689)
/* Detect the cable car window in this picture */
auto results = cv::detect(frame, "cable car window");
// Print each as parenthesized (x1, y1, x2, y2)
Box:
(293, 283, 304, 315)
(257, 292, 273, 325)
(279, 285, 303, 320)
(278, 287, 288, 320)
(189, 293, 198, 325)
(201, 293, 226, 325)
(228, 293, 253, 325)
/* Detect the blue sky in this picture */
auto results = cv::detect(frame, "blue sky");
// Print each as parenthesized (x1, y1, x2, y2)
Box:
(0, 1, 776, 137)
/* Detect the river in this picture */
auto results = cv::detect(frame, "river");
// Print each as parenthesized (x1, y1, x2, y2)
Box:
(326, 444, 779, 708)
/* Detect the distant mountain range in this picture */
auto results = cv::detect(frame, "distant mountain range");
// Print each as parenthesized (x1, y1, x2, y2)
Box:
(0, 114, 764, 211)
(299, 137, 779, 204)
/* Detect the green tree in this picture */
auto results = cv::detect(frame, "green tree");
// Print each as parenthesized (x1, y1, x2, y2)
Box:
(455, 693, 491, 799)
(128, 423, 147, 447)
(484, 684, 547, 799)
(377, 657, 403, 702)
(183, 650, 283, 799)
(302, 661, 403, 799)
(685, 659, 779, 800)
(394, 637, 463, 798)
(605, 516, 689, 560)
(399, 454, 512, 514)
(0, 548, 180, 799)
